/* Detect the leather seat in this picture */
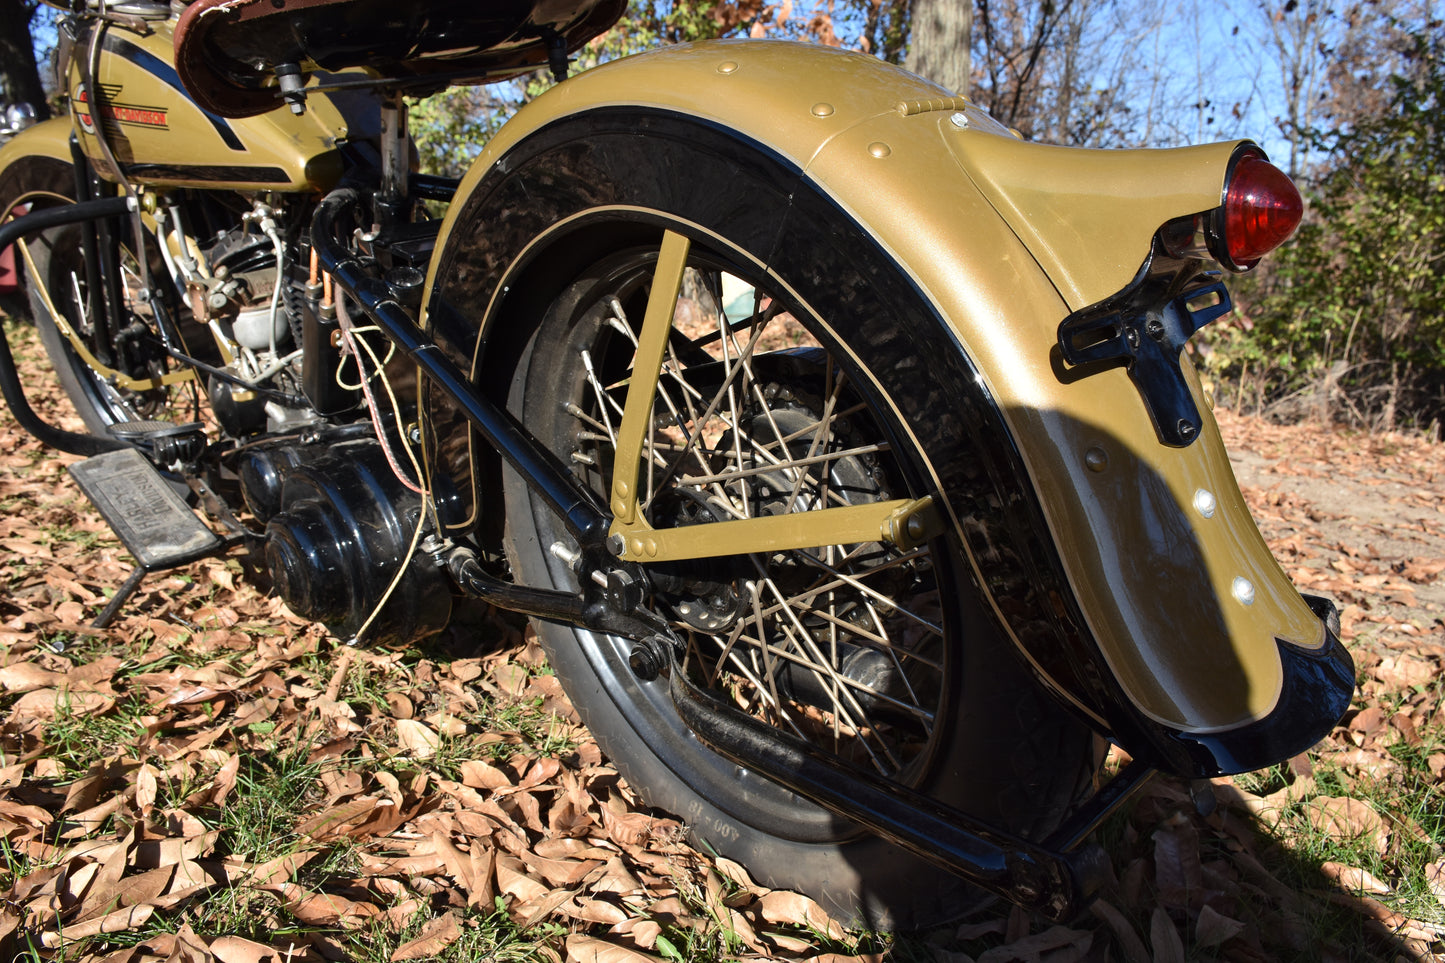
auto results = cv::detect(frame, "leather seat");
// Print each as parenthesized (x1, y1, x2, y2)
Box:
(174, 0, 625, 118)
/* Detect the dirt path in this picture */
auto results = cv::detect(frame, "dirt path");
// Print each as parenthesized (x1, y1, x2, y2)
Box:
(1217, 407, 1445, 647)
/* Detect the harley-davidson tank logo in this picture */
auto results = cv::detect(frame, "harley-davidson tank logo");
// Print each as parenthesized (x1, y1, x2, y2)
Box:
(75, 83, 169, 133)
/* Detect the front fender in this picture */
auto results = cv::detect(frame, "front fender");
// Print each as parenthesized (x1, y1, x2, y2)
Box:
(0, 117, 77, 214)
(426, 39, 1349, 776)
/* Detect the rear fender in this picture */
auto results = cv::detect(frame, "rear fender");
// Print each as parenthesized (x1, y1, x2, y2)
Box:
(423, 39, 1350, 776)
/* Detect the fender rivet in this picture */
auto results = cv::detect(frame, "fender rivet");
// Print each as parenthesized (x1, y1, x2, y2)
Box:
(949, 111, 970, 129)
(868, 142, 892, 158)
(1193, 488, 1217, 518)
(811, 102, 835, 118)
(1232, 576, 1256, 606)
(1084, 447, 1108, 473)
(717, 61, 739, 74)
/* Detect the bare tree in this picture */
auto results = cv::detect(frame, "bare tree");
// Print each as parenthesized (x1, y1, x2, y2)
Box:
(0, 0, 51, 119)
(905, 0, 972, 93)
(973, 0, 1073, 135)
(1254, 0, 1338, 176)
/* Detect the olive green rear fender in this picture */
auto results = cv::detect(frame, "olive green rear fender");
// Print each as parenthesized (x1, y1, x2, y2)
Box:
(419, 39, 1349, 777)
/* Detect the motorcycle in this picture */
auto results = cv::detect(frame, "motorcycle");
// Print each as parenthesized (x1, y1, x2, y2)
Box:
(0, 0, 1353, 929)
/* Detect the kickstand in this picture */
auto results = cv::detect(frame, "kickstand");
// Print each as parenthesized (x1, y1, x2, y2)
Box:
(92, 567, 149, 629)
(89, 531, 246, 628)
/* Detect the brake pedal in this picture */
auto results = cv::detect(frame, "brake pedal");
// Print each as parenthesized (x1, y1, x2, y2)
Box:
(68, 447, 225, 628)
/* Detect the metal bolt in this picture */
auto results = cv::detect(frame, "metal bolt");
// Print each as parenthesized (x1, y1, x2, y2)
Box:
(606, 532, 626, 557)
(628, 636, 673, 681)
(629, 644, 662, 681)
(1177, 419, 1198, 440)
(549, 541, 582, 568)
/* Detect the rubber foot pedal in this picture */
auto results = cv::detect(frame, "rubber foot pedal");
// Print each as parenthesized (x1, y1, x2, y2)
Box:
(68, 447, 221, 570)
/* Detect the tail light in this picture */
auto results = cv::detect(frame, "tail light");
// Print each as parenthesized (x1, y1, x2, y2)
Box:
(1158, 145, 1303, 272)
(1216, 151, 1302, 270)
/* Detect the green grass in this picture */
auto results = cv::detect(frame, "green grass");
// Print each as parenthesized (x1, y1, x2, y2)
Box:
(355, 901, 563, 963)
(219, 748, 327, 863)
(40, 691, 154, 778)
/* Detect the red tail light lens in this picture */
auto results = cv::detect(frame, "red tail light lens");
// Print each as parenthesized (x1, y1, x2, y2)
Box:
(1220, 154, 1303, 269)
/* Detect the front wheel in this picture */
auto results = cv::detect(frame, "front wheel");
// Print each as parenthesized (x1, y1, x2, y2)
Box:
(442, 110, 1099, 929)
(2, 156, 200, 437)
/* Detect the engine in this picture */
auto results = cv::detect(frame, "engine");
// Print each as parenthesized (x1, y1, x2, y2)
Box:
(238, 436, 452, 645)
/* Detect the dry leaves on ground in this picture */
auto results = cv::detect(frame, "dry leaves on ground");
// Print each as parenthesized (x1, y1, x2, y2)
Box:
(2, 319, 1443, 962)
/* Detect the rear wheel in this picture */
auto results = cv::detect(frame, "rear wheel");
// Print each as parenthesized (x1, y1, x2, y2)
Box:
(475, 113, 1098, 930)
(506, 231, 1094, 928)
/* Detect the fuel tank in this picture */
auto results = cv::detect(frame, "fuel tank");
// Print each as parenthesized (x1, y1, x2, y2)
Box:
(63, 17, 371, 193)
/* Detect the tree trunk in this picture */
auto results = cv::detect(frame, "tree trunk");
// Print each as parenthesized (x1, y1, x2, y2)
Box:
(0, 0, 51, 120)
(905, 0, 972, 95)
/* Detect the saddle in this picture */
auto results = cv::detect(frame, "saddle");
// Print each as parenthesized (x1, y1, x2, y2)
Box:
(173, 0, 625, 117)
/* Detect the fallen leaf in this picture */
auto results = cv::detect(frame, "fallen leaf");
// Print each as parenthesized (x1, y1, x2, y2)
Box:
(1091, 900, 1150, 963)
(977, 925, 1091, 962)
(211, 935, 284, 963)
(1149, 906, 1185, 963)
(38, 903, 153, 946)
(1194, 904, 1246, 947)
(394, 719, 440, 758)
(565, 935, 657, 963)
(1426, 861, 1445, 910)
(1305, 796, 1388, 854)
(0, 663, 68, 693)
(757, 890, 845, 940)
(1319, 861, 1391, 895)
(392, 910, 464, 961)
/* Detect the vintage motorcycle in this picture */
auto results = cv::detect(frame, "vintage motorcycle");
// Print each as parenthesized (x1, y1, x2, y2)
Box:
(0, 0, 1354, 929)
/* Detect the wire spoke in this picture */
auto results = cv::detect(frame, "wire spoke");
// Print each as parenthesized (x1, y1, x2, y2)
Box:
(564, 258, 946, 782)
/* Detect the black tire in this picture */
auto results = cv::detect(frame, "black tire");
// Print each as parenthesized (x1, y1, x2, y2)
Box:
(433, 110, 1100, 930)
(1, 156, 198, 436)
